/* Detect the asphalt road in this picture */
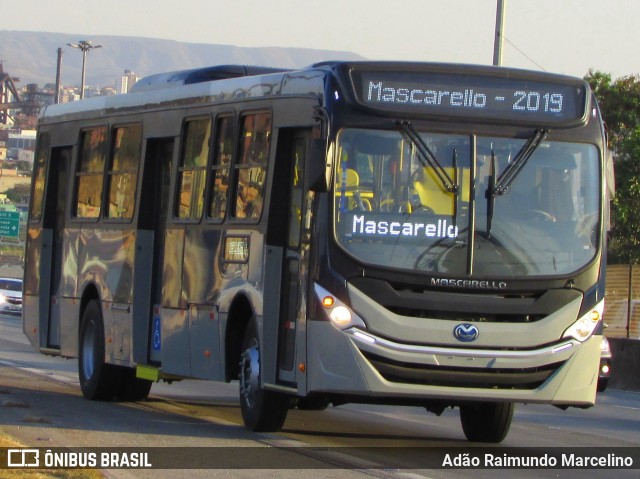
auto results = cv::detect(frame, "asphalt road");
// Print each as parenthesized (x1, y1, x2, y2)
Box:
(0, 313, 638, 478)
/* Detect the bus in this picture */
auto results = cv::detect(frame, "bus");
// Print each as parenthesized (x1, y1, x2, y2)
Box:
(23, 61, 611, 443)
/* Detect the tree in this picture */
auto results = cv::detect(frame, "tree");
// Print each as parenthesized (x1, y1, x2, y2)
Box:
(13, 113, 37, 131)
(4, 183, 30, 204)
(585, 71, 640, 263)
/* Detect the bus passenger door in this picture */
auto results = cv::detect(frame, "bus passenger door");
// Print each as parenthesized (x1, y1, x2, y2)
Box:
(43, 146, 71, 350)
(133, 138, 173, 365)
(264, 129, 311, 387)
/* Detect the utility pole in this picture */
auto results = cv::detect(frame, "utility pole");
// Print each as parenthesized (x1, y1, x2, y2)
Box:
(55, 47, 63, 104)
(493, 0, 506, 66)
(67, 40, 102, 99)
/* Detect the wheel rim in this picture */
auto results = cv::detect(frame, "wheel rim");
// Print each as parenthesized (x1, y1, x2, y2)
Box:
(81, 319, 96, 380)
(239, 338, 260, 409)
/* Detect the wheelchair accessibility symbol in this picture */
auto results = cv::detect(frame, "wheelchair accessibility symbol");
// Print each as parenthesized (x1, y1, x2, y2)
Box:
(152, 316, 161, 351)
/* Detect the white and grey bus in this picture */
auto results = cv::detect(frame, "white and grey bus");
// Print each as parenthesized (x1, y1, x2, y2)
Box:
(24, 62, 610, 442)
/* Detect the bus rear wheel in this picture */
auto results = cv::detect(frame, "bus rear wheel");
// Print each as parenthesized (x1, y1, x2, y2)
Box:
(239, 319, 289, 432)
(459, 402, 514, 443)
(115, 367, 152, 402)
(78, 300, 118, 401)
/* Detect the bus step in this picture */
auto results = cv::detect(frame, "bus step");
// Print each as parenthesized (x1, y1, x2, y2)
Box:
(39, 347, 61, 356)
(136, 364, 183, 382)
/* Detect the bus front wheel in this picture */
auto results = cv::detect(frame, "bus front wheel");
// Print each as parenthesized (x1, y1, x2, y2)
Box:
(78, 300, 117, 401)
(239, 318, 289, 432)
(459, 402, 514, 443)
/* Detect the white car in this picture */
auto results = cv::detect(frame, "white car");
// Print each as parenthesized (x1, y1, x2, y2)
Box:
(0, 277, 22, 316)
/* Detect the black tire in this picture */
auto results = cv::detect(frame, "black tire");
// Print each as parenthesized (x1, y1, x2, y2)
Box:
(239, 318, 289, 432)
(597, 378, 609, 393)
(78, 300, 118, 401)
(115, 367, 152, 402)
(460, 402, 514, 443)
(296, 396, 330, 411)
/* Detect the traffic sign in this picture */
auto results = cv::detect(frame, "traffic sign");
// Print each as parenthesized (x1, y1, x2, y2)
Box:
(0, 211, 20, 237)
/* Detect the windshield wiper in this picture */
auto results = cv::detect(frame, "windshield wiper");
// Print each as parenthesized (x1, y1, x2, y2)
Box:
(491, 129, 548, 196)
(486, 150, 498, 236)
(396, 120, 459, 194)
(486, 129, 548, 237)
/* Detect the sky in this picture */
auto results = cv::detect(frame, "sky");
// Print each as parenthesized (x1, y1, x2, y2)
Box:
(4, 0, 640, 78)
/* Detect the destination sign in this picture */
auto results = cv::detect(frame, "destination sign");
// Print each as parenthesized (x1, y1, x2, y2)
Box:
(341, 212, 460, 243)
(351, 69, 589, 127)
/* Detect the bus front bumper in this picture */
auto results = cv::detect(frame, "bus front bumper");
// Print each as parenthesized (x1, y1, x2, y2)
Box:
(306, 320, 600, 407)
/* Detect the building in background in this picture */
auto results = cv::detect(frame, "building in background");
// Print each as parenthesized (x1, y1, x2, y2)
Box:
(117, 70, 139, 94)
(6, 130, 36, 164)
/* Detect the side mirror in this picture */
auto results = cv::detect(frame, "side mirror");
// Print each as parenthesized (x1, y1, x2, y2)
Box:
(307, 138, 330, 192)
(605, 149, 615, 232)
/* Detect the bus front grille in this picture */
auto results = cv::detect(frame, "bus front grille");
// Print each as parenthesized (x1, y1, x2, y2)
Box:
(386, 307, 545, 323)
(362, 351, 563, 390)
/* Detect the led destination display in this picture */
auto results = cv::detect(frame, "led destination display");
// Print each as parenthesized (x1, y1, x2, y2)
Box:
(342, 213, 460, 242)
(352, 69, 588, 126)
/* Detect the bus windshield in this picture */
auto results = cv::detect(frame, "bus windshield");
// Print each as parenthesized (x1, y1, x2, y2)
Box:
(333, 128, 600, 277)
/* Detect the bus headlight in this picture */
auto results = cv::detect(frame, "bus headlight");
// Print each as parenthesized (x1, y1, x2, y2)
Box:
(563, 300, 604, 342)
(315, 283, 366, 330)
(329, 306, 352, 327)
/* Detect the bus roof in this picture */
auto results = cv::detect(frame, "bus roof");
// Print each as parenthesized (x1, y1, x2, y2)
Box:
(38, 64, 328, 123)
(130, 65, 290, 92)
(38, 61, 590, 127)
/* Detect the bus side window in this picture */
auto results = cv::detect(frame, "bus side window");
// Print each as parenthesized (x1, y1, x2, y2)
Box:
(209, 115, 233, 220)
(106, 124, 142, 220)
(176, 117, 211, 219)
(74, 127, 107, 218)
(233, 113, 271, 220)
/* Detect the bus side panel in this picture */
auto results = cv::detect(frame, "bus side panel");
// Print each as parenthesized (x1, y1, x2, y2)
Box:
(182, 228, 225, 380)
(23, 227, 51, 350)
(158, 227, 190, 376)
(161, 228, 185, 309)
(189, 304, 223, 380)
(73, 228, 136, 360)
(77, 228, 136, 304)
(24, 228, 45, 297)
(22, 294, 41, 350)
(106, 304, 132, 363)
(61, 228, 80, 298)
(182, 229, 223, 306)
(59, 296, 81, 358)
(58, 228, 80, 357)
(160, 307, 191, 377)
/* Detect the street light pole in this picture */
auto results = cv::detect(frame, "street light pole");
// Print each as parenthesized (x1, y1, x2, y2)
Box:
(55, 47, 63, 104)
(67, 40, 102, 99)
(493, 0, 506, 66)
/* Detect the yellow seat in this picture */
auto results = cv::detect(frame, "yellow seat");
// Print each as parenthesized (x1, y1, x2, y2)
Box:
(413, 166, 469, 215)
(336, 168, 372, 210)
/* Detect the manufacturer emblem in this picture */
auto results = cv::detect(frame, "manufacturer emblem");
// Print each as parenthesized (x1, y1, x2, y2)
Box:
(454, 323, 479, 342)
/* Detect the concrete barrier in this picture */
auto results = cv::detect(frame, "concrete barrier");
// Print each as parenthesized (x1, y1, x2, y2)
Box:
(608, 338, 640, 391)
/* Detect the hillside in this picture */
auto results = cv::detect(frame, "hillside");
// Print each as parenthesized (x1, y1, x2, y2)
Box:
(0, 30, 364, 88)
